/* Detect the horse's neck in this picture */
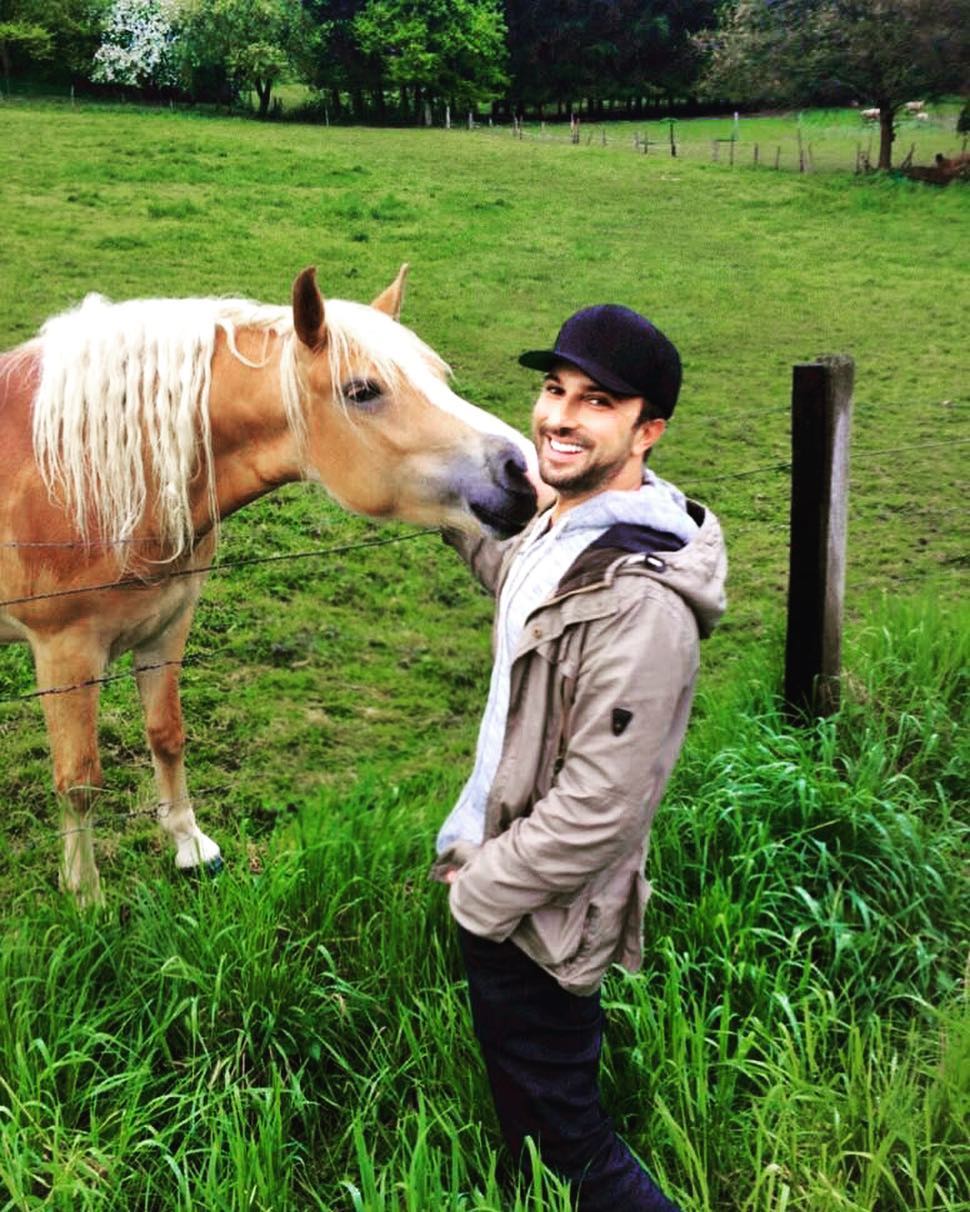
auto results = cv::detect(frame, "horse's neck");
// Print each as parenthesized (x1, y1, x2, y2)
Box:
(205, 328, 303, 523)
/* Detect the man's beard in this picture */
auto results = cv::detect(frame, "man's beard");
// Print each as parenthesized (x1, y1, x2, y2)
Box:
(538, 446, 632, 498)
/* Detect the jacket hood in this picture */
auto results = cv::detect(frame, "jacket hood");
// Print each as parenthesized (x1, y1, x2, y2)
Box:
(552, 469, 700, 546)
(551, 482, 727, 640)
(642, 504, 727, 639)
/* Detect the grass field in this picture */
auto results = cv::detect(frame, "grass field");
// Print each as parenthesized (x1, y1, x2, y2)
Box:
(0, 98, 967, 1209)
(488, 104, 967, 172)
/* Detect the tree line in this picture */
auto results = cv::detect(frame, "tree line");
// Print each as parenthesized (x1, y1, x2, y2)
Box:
(2, 0, 967, 164)
(1, 0, 722, 120)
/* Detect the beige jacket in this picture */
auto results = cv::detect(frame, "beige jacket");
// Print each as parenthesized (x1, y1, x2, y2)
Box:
(431, 503, 727, 995)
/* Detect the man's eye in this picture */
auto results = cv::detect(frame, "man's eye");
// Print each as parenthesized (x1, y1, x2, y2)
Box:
(343, 378, 383, 407)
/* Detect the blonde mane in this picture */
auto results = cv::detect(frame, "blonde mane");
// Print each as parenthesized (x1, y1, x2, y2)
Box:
(30, 291, 453, 563)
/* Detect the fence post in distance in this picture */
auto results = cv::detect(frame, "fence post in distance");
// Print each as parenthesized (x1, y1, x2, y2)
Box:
(784, 355, 854, 719)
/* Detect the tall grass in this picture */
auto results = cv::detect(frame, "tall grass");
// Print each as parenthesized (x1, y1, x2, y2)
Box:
(0, 596, 965, 1210)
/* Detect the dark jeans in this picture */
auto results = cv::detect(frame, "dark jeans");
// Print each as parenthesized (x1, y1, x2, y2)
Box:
(457, 925, 682, 1212)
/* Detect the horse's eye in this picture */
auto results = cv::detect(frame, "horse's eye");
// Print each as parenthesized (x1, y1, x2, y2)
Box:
(342, 378, 383, 408)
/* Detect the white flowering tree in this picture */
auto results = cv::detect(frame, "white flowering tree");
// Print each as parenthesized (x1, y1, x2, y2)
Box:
(92, 0, 179, 90)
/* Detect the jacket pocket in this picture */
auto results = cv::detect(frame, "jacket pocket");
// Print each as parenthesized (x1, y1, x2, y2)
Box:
(558, 868, 650, 981)
(516, 883, 594, 967)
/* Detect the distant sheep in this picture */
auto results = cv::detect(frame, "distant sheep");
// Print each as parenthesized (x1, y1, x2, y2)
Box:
(861, 103, 928, 125)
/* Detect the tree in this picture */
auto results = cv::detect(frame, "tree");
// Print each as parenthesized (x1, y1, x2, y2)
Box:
(0, 0, 104, 89)
(299, 0, 383, 119)
(697, 0, 970, 169)
(608, 0, 720, 113)
(501, 0, 718, 120)
(353, 0, 507, 117)
(0, 19, 51, 92)
(179, 0, 306, 115)
(92, 0, 180, 89)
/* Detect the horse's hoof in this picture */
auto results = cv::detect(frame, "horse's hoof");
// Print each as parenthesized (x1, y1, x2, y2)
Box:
(179, 855, 224, 880)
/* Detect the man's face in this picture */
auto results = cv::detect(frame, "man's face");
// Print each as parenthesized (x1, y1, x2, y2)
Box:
(531, 363, 665, 507)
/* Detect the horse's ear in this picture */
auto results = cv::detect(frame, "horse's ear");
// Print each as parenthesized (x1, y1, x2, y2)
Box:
(371, 263, 409, 320)
(292, 266, 326, 349)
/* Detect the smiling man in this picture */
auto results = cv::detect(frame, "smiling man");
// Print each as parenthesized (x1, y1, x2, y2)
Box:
(432, 305, 727, 1211)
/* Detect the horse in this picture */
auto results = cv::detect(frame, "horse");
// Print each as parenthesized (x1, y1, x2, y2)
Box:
(0, 265, 538, 903)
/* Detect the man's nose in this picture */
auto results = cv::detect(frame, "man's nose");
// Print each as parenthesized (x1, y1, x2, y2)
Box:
(545, 398, 580, 429)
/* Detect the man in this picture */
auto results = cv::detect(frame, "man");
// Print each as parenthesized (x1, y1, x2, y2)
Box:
(431, 304, 727, 1211)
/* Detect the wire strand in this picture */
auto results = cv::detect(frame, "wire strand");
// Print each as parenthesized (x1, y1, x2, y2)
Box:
(0, 527, 438, 611)
(1, 656, 202, 705)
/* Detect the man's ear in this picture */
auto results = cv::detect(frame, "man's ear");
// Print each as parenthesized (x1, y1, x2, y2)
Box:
(636, 417, 666, 457)
(371, 263, 409, 320)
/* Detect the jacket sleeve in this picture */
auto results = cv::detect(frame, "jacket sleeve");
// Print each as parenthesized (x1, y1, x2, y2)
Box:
(440, 528, 511, 598)
(449, 584, 699, 940)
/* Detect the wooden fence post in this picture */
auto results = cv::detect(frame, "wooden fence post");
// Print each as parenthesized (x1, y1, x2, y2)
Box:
(784, 356, 855, 719)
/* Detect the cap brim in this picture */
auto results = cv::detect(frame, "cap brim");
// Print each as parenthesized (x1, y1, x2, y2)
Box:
(518, 349, 640, 398)
(518, 349, 558, 372)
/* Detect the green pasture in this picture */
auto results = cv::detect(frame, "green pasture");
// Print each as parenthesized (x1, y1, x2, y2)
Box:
(0, 99, 967, 1210)
(507, 104, 966, 172)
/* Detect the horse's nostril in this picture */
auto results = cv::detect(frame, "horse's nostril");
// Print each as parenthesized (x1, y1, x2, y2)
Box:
(490, 441, 530, 490)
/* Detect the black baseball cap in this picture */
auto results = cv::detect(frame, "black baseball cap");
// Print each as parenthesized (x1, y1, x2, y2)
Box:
(518, 304, 682, 419)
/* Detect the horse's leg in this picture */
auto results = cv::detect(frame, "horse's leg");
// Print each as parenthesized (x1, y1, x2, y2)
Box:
(32, 636, 107, 905)
(134, 607, 222, 874)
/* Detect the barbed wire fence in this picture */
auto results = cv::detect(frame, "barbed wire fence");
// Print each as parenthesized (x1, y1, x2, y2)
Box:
(0, 427, 965, 864)
(1, 436, 965, 711)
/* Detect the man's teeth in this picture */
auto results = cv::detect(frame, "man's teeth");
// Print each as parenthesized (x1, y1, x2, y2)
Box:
(549, 438, 584, 453)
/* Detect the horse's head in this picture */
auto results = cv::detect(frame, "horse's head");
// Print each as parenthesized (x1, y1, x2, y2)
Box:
(289, 267, 538, 538)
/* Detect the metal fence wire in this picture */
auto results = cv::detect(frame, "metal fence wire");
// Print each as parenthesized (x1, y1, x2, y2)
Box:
(0, 432, 965, 855)
(1, 435, 967, 708)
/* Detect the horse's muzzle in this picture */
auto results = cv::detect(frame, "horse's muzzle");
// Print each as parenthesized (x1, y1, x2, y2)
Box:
(467, 439, 537, 539)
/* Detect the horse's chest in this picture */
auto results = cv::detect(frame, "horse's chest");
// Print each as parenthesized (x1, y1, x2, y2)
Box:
(106, 579, 202, 659)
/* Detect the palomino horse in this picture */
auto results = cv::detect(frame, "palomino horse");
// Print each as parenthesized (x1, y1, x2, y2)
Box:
(0, 266, 537, 902)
